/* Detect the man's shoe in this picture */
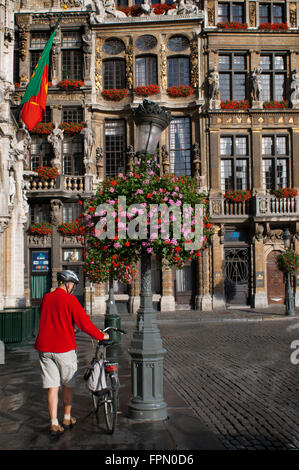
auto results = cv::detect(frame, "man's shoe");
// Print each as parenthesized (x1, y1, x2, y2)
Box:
(62, 416, 77, 429)
(50, 423, 64, 435)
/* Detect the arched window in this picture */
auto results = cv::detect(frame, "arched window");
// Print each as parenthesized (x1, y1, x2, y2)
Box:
(135, 55, 157, 86)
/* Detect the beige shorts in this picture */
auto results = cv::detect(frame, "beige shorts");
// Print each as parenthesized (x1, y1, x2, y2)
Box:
(39, 350, 78, 389)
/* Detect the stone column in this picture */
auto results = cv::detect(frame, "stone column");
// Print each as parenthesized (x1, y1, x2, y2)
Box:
(94, 282, 106, 315)
(209, 129, 220, 193)
(196, 247, 212, 311)
(253, 225, 268, 308)
(252, 128, 263, 193)
(160, 259, 175, 312)
(211, 225, 226, 309)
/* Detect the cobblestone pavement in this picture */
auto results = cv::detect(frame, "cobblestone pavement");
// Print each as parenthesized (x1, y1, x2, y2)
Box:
(150, 319, 299, 451)
(118, 315, 299, 451)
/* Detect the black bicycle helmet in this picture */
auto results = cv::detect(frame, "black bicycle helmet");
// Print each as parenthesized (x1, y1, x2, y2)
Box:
(57, 270, 79, 285)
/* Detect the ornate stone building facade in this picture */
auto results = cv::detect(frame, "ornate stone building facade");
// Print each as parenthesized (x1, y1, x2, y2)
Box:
(7, 0, 299, 313)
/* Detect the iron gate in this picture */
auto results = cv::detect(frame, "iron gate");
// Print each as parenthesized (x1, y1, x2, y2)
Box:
(224, 247, 250, 306)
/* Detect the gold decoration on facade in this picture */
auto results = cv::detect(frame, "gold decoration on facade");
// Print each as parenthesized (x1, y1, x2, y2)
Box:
(125, 37, 133, 90)
(16, 15, 30, 61)
(190, 34, 198, 88)
(249, 2, 256, 27)
(207, 0, 215, 26)
(160, 43, 167, 90)
(95, 36, 103, 92)
(290, 3, 297, 28)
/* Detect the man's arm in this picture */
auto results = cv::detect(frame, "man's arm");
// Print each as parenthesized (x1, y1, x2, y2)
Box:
(71, 296, 108, 340)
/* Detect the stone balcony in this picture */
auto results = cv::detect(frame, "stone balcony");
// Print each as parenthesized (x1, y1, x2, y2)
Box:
(210, 195, 299, 222)
(27, 174, 94, 197)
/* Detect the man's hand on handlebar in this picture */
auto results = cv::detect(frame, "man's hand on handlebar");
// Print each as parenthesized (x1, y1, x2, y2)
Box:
(103, 332, 110, 340)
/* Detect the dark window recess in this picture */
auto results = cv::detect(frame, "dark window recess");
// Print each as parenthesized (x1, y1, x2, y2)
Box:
(219, 53, 247, 101)
(262, 135, 289, 190)
(63, 138, 84, 175)
(260, 54, 287, 101)
(220, 136, 249, 191)
(168, 57, 190, 87)
(105, 120, 126, 177)
(218, 2, 244, 23)
(62, 108, 83, 123)
(169, 117, 191, 176)
(103, 59, 126, 89)
(135, 56, 157, 86)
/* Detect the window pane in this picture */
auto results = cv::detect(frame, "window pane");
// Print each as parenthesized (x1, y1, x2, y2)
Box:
(169, 117, 191, 176)
(62, 31, 82, 48)
(221, 160, 233, 191)
(262, 137, 274, 155)
(103, 59, 125, 89)
(219, 55, 230, 70)
(276, 136, 287, 155)
(62, 50, 83, 80)
(274, 55, 285, 70)
(220, 137, 232, 156)
(31, 32, 49, 49)
(259, 4, 270, 23)
(273, 5, 283, 23)
(218, 3, 229, 22)
(219, 73, 231, 100)
(263, 159, 274, 190)
(232, 3, 243, 23)
(105, 120, 125, 177)
(168, 57, 190, 87)
(260, 56, 271, 70)
(136, 56, 157, 86)
(277, 159, 288, 187)
(235, 137, 247, 155)
(234, 73, 246, 100)
(62, 108, 83, 123)
(235, 159, 248, 189)
(233, 55, 246, 70)
(261, 74, 270, 101)
(274, 74, 285, 101)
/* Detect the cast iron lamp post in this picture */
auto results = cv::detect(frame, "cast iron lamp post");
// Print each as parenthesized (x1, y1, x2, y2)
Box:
(128, 99, 172, 421)
(283, 228, 295, 316)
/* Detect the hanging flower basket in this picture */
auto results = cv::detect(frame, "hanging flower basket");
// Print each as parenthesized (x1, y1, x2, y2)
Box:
(101, 88, 129, 101)
(259, 22, 289, 30)
(59, 121, 84, 134)
(263, 100, 289, 109)
(30, 122, 54, 135)
(57, 79, 85, 90)
(134, 85, 160, 96)
(217, 21, 248, 30)
(272, 187, 298, 198)
(167, 85, 194, 98)
(36, 166, 59, 180)
(29, 223, 53, 236)
(224, 189, 251, 203)
(221, 99, 250, 109)
(276, 250, 299, 274)
(57, 219, 85, 236)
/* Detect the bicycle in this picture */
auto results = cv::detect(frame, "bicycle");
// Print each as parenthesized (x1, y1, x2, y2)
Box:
(89, 326, 126, 434)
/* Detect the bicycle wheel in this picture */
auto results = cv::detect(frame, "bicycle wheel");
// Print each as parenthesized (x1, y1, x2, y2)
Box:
(104, 374, 118, 434)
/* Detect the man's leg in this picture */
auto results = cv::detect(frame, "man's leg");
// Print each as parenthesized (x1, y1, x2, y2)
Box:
(62, 385, 73, 416)
(47, 387, 59, 420)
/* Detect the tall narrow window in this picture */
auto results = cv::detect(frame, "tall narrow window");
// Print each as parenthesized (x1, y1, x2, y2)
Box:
(61, 31, 83, 80)
(219, 53, 247, 100)
(220, 136, 249, 192)
(105, 120, 126, 177)
(30, 31, 50, 78)
(62, 107, 83, 123)
(262, 135, 289, 190)
(103, 59, 126, 89)
(30, 137, 52, 170)
(167, 57, 190, 87)
(218, 2, 244, 23)
(259, 3, 285, 24)
(260, 53, 287, 101)
(63, 138, 84, 175)
(169, 117, 191, 176)
(136, 56, 157, 86)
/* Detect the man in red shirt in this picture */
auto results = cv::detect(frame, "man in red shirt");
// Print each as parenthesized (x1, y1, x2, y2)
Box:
(35, 270, 109, 435)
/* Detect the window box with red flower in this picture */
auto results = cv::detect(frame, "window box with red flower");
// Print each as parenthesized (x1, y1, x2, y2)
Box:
(57, 79, 85, 90)
(167, 85, 194, 98)
(59, 122, 84, 134)
(30, 122, 54, 135)
(224, 189, 251, 202)
(272, 187, 298, 198)
(221, 100, 250, 109)
(134, 85, 160, 96)
(217, 21, 248, 30)
(258, 22, 289, 31)
(57, 220, 85, 236)
(101, 88, 129, 101)
(36, 166, 59, 180)
(29, 223, 53, 236)
(263, 100, 289, 109)
(276, 250, 299, 275)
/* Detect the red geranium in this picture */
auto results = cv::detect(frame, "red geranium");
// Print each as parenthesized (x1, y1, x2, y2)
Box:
(167, 85, 194, 98)
(101, 89, 129, 101)
(221, 100, 250, 109)
(134, 85, 160, 96)
(259, 22, 288, 30)
(217, 21, 248, 30)
(224, 190, 251, 203)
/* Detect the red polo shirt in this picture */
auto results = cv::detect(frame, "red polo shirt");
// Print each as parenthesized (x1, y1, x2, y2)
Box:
(34, 287, 104, 353)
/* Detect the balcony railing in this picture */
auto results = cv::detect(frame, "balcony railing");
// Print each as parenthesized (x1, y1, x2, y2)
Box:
(27, 175, 93, 193)
(210, 195, 299, 219)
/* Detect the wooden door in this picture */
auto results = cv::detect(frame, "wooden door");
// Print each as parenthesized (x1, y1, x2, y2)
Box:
(267, 251, 285, 305)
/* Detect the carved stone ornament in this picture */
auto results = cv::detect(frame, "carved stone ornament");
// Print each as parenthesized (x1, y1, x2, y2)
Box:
(16, 15, 30, 61)
(265, 223, 284, 244)
(254, 223, 265, 241)
(290, 3, 297, 28)
(125, 38, 133, 90)
(207, 0, 215, 26)
(160, 43, 167, 90)
(249, 2, 256, 27)
(290, 70, 299, 108)
(95, 37, 103, 91)
(190, 33, 198, 88)
(50, 199, 63, 226)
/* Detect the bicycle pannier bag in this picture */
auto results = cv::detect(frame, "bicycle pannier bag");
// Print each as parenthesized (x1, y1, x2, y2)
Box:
(84, 358, 107, 393)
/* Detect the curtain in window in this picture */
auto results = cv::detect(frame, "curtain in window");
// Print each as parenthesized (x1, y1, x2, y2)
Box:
(31, 275, 51, 299)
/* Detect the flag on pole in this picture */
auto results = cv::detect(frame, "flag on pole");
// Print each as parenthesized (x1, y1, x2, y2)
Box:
(20, 5, 67, 131)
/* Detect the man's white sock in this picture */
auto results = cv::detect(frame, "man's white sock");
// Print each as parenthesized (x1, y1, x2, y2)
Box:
(51, 418, 59, 426)
(64, 414, 71, 420)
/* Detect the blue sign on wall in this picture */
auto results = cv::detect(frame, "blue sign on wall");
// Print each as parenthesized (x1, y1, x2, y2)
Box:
(32, 251, 50, 273)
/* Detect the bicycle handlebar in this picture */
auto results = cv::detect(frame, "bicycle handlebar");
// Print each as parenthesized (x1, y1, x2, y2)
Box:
(103, 327, 127, 335)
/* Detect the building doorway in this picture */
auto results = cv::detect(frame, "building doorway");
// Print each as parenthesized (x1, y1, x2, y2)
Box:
(224, 247, 250, 306)
(266, 250, 285, 305)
